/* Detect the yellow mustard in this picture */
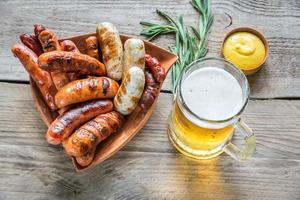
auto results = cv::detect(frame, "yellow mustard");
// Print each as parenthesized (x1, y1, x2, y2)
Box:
(223, 32, 266, 70)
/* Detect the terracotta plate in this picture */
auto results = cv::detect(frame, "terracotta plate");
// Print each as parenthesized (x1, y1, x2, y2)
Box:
(30, 33, 177, 171)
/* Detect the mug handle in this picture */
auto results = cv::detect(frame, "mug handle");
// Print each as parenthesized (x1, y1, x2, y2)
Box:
(224, 119, 256, 161)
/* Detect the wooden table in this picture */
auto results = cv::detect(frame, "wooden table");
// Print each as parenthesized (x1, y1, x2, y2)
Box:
(0, 0, 299, 199)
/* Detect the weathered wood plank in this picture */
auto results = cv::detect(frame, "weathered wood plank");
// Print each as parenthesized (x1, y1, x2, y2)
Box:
(0, 82, 299, 199)
(0, 0, 299, 98)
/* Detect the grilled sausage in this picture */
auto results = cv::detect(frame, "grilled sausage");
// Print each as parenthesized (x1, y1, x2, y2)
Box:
(139, 70, 160, 112)
(114, 67, 145, 115)
(11, 44, 57, 110)
(60, 40, 81, 81)
(123, 38, 145, 76)
(75, 151, 95, 167)
(55, 77, 119, 108)
(19, 33, 43, 56)
(38, 51, 106, 76)
(38, 29, 61, 52)
(37, 29, 72, 90)
(145, 54, 166, 83)
(96, 22, 123, 81)
(63, 111, 124, 157)
(60, 40, 80, 53)
(34, 24, 46, 37)
(85, 36, 99, 59)
(46, 99, 113, 145)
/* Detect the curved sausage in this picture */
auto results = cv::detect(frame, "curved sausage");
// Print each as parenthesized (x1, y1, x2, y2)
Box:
(55, 77, 119, 108)
(34, 24, 46, 37)
(75, 151, 95, 167)
(19, 33, 43, 56)
(145, 54, 166, 83)
(85, 36, 99, 59)
(38, 51, 106, 76)
(63, 111, 124, 157)
(114, 67, 145, 115)
(139, 70, 160, 112)
(60, 40, 81, 81)
(96, 22, 123, 81)
(123, 38, 145, 76)
(46, 99, 113, 145)
(11, 44, 57, 110)
(60, 40, 80, 53)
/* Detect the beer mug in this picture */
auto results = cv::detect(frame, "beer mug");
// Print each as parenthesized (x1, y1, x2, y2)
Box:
(168, 57, 256, 161)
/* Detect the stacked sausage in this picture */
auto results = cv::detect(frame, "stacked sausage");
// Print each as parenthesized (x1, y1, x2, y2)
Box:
(11, 23, 166, 167)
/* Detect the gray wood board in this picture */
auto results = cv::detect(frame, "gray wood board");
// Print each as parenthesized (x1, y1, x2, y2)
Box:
(0, 82, 299, 200)
(0, 0, 299, 98)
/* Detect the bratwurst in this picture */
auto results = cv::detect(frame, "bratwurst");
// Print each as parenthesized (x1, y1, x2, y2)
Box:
(55, 77, 119, 108)
(46, 99, 113, 145)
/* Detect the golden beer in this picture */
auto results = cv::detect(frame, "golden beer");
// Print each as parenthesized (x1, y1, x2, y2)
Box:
(168, 58, 256, 161)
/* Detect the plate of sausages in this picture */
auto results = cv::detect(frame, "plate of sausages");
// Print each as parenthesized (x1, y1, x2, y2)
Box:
(11, 23, 177, 171)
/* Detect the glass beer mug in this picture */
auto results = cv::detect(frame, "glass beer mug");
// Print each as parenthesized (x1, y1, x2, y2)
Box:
(168, 58, 256, 161)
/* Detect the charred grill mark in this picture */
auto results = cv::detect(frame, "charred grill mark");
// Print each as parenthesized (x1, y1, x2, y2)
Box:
(102, 78, 110, 95)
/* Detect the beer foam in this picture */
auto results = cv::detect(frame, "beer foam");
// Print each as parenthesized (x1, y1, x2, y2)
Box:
(181, 67, 243, 121)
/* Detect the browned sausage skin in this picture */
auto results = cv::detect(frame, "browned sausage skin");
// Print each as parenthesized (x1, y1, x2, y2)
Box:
(85, 36, 99, 60)
(75, 151, 95, 167)
(63, 111, 124, 157)
(38, 51, 106, 76)
(139, 70, 160, 112)
(46, 99, 113, 145)
(11, 44, 57, 110)
(60, 40, 80, 53)
(34, 24, 46, 37)
(19, 33, 43, 56)
(60, 40, 81, 81)
(55, 77, 119, 108)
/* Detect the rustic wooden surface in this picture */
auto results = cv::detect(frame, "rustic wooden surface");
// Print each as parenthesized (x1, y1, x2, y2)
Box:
(0, 0, 299, 199)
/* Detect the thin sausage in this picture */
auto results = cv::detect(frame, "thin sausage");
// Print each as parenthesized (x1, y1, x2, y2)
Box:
(46, 99, 113, 145)
(38, 51, 106, 76)
(85, 36, 99, 59)
(19, 33, 43, 56)
(114, 67, 145, 115)
(11, 44, 57, 110)
(55, 77, 119, 108)
(34, 24, 46, 37)
(123, 38, 145, 76)
(63, 111, 124, 157)
(96, 22, 123, 81)
(145, 54, 166, 83)
(139, 70, 160, 112)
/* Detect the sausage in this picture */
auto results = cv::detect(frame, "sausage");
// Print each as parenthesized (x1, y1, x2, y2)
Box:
(38, 51, 106, 76)
(96, 22, 123, 81)
(46, 99, 113, 145)
(75, 151, 95, 167)
(37, 29, 72, 90)
(114, 67, 145, 115)
(38, 29, 62, 52)
(123, 38, 145, 76)
(139, 70, 160, 112)
(11, 44, 57, 110)
(85, 36, 99, 59)
(60, 40, 81, 81)
(19, 33, 43, 56)
(34, 24, 46, 37)
(63, 111, 124, 157)
(145, 54, 166, 83)
(55, 77, 119, 108)
(60, 40, 80, 53)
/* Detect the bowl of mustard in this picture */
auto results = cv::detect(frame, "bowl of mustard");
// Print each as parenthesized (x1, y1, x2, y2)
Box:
(221, 27, 268, 75)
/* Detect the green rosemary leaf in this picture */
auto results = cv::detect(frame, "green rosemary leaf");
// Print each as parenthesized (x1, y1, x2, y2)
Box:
(140, 0, 213, 94)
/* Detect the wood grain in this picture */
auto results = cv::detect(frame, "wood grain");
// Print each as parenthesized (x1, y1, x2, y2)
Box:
(1, 0, 300, 98)
(0, 82, 299, 199)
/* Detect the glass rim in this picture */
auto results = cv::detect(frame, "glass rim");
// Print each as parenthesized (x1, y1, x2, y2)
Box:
(177, 57, 250, 124)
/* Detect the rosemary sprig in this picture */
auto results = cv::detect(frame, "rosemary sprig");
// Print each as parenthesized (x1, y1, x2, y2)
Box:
(140, 0, 213, 94)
